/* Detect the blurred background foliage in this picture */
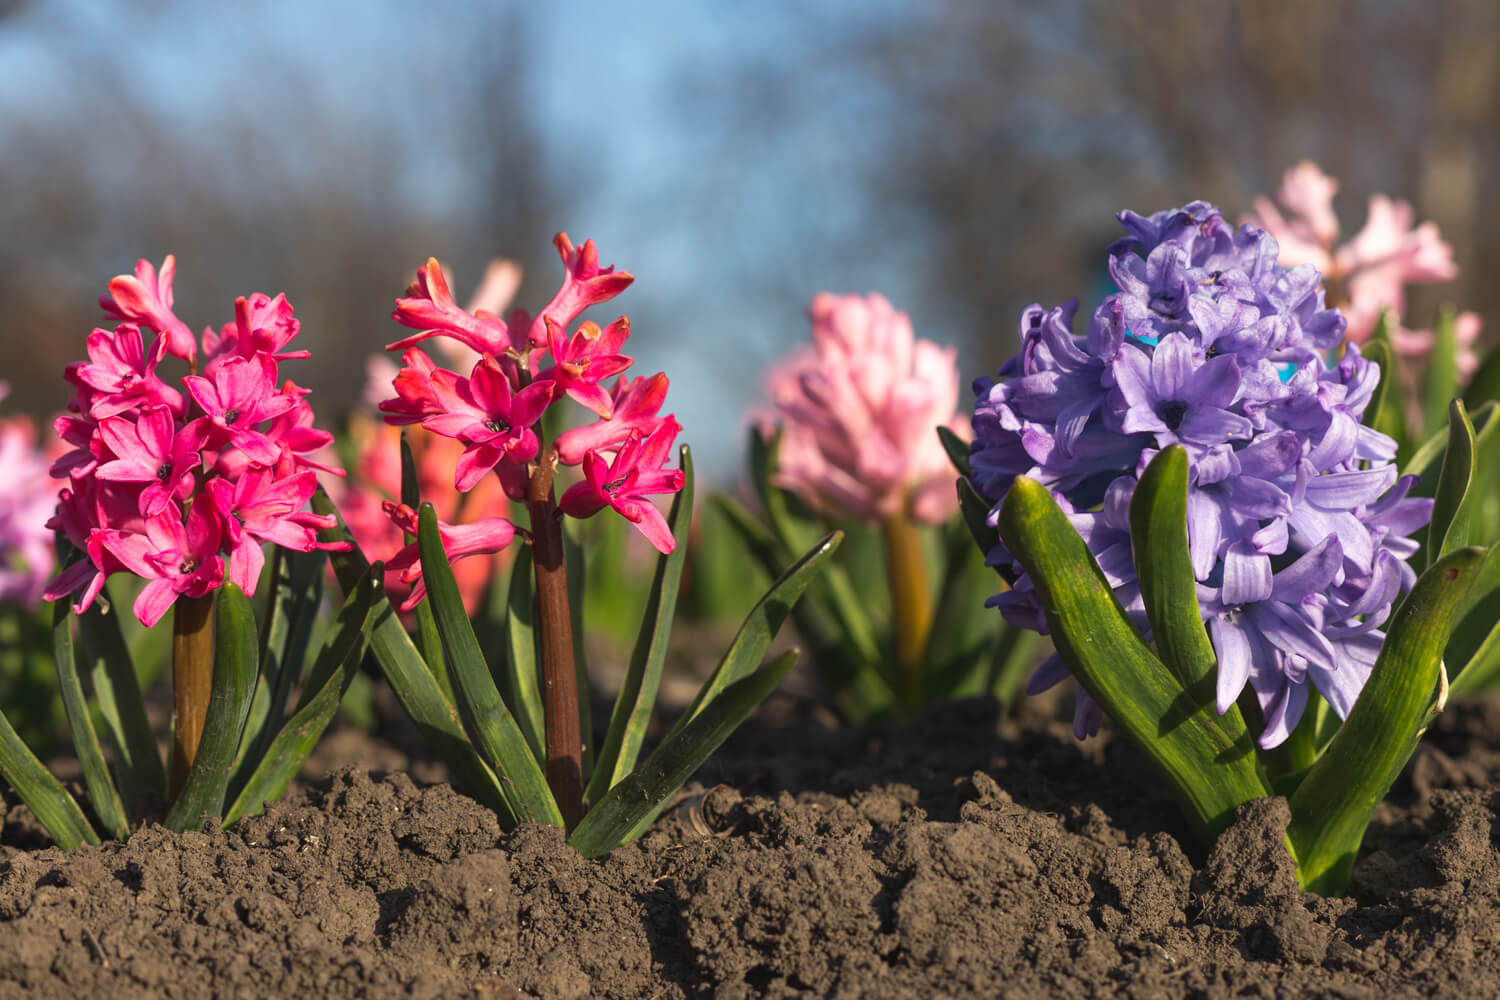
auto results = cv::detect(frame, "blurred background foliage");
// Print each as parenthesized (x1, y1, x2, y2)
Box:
(0, 0, 1495, 483)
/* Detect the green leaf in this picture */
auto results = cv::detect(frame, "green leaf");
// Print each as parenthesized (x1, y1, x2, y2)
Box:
(1288, 546, 1484, 895)
(1463, 346, 1500, 411)
(417, 503, 562, 828)
(957, 478, 1010, 582)
(225, 569, 380, 824)
(51, 603, 129, 839)
(587, 446, 694, 804)
(1369, 310, 1411, 459)
(996, 477, 1269, 841)
(1424, 399, 1476, 569)
(165, 583, 260, 833)
(937, 425, 972, 479)
(1444, 541, 1500, 697)
(921, 519, 1010, 701)
(1128, 447, 1258, 749)
(568, 648, 799, 858)
(748, 427, 816, 555)
(312, 486, 511, 815)
(74, 596, 166, 812)
(668, 531, 842, 739)
(501, 544, 546, 762)
(237, 548, 323, 781)
(1360, 338, 1397, 434)
(563, 516, 593, 782)
(0, 704, 99, 848)
(1423, 308, 1460, 442)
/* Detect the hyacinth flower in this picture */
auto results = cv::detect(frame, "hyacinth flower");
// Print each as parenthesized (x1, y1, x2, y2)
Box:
(337, 259, 524, 616)
(959, 201, 1500, 895)
(0, 257, 387, 850)
(725, 292, 1035, 720)
(312, 232, 840, 855)
(1249, 161, 1487, 449)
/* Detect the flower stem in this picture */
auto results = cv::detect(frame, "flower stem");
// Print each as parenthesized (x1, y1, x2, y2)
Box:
(169, 592, 216, 799)
(882, 515, 933, 706)
(528, 457, 584, 828)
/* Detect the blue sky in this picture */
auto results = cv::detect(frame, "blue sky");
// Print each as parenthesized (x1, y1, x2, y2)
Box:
(0, 0, 936, 481)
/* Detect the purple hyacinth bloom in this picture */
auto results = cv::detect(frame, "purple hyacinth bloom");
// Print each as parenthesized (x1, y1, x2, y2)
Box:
(971, 202, 1431, 749)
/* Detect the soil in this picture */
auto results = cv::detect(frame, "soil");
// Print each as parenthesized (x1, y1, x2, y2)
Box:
(2, 690, 1500, 999)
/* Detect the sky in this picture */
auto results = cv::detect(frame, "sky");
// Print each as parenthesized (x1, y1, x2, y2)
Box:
(0, 0, 928, 483)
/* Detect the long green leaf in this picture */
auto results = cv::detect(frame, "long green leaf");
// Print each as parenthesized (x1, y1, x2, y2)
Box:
(313, 486, 510, 814)
(1288, 546, 1484, 895)
(1369, 310, 1411, 460)
(1423, 307, 1460, 442)
(501, 544, 545, 761)
(76, 594, 165, 808)
(1424, 399, 1476, 569)
(236, 548, 323, 781)
(569, 648, 799, 858)
(667, 531, 843, 739)
(165, 583, 259, 832)
(587, 446, 695, 804)
(922, 519, 1009, 701)
(1463, 346, 1500, 411)
(1360, 338, 1397, 434)
(997, 477, 1269, 841)
(51, 604, 129, 838)
(418, 503, 561, 828)
(0, 705, 99, 848)
(1129, 447, 1259, 752)
(563, 517, 593, 782)
(225, 570, 380, 823)
(1442, 541, 1500, 697)
(937, 425, 972, 480)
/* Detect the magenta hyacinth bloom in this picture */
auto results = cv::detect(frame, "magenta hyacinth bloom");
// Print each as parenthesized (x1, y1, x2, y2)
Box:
(96, 495, 226, 628)
(761, 292, 970, 525)
(0, 391, 60, 607)
(99, 255, 198, 365)
(45, 258, 346, 621)
(380, 500, 517, 611)
(559, 418, 685, 554)
(973, 202, 1431, 748)
(373, 232, 684, 601)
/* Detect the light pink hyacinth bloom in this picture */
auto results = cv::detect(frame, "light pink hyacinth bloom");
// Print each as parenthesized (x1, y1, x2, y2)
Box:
(0, 385, 59, 607)
(1249, 161, 1483, 375)
(761, 293, 970, 524)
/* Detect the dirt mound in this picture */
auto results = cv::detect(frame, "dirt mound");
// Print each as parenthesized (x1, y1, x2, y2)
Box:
(2, 694, 1498, 998)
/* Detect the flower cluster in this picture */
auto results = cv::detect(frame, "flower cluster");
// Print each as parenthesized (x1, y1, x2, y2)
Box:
(334, 260, 523, 613)
(972, 203, 1432, 747)
(43, 257, 345, 627)
(0, 385, 59, 607)
(759, 293, 969, 524)
(1249, 161, 1482, 371)
(375, 235, 683, 608)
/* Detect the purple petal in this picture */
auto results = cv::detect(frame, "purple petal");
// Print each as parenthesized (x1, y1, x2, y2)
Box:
(1209, 615, 1253, 713)
(1270, 534, 1344, 602)
(1191, 354, 1242, 409)
(1151, 333, 1195, 400)
(1179, 406, 1253, 445)
(1222, 543, 1273, 605)
(1256, 674, 1310, 750)
(1304, 466, 1398, 510)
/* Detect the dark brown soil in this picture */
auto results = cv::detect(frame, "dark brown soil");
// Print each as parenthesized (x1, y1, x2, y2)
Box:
(3, 691, 1500, 999)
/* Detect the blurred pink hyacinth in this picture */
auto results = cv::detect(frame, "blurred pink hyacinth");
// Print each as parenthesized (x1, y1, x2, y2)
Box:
(1249, 161, 1483, 375)
(0, 385, 59, 607)
(759, 293, 970, 524)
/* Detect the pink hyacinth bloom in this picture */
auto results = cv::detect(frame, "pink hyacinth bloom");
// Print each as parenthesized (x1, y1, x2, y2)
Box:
(96, 496, 226, 628)
(520, 234, 635, 348)
(419, 355, 551, 493)
(559, 417, 684, 554)
(378, 348, 445, 427)
(207, 468, 340, 595)
(184, 356, 296, 466)
(762, 293, 970, 524)
(0, 409, 59, 607)
(534, 316, 634, 417)
(202, 292, 309, 376)
(100, 255, 198, 364)
(387, 258, 514, 358)
(380, 500, 518, 611)
(553, 372, 670, 466)
(50, 413, 100, 480)
(1247, 163, 1463, 348)
(71, 323, 184, 420)
(93, 407, 208, 517)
